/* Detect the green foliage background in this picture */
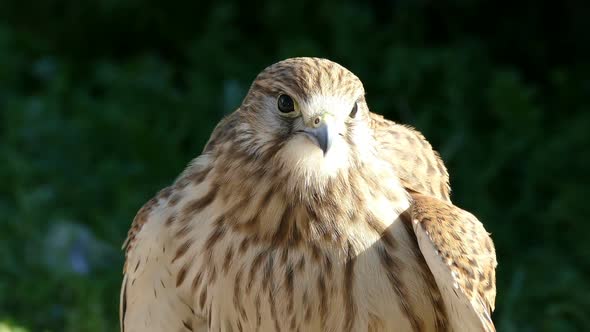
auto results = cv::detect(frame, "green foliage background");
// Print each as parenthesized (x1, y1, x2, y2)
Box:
(0, 1, 589, 331)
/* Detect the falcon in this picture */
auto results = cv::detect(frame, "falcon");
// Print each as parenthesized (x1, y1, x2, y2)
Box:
(120, 57, 497, 332)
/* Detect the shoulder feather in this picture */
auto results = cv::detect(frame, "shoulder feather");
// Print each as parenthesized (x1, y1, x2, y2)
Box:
(369, 112, 451, 201)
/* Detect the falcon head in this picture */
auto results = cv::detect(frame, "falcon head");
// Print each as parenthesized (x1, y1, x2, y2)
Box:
(238, 57, 374, 179)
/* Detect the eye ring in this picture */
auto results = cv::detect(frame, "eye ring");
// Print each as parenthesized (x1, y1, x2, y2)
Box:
(277, 94, 295, 113)
(349, 102, 359, 118)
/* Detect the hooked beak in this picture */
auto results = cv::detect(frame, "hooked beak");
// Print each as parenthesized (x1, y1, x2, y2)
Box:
(301, 122, 333, 156)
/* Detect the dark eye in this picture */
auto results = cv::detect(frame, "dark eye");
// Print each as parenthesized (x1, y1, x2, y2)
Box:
(277, 94, 295, 113)
(349, 102, 358, 118)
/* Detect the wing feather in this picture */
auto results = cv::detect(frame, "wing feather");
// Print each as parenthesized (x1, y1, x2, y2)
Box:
(372, 113, 496, 330)
(120, 188, 206, 332)
(409, 192, 497, 332)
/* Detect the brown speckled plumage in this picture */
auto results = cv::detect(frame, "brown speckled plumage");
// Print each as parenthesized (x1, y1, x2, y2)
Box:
(120, 57, 497, 332)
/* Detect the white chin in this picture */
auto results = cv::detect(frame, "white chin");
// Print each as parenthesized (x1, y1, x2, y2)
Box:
(277, 135, 348, 179)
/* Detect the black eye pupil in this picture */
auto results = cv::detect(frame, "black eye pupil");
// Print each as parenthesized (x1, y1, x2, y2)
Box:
(349, 102, 358, 118)
(278, 94, 295, 113)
